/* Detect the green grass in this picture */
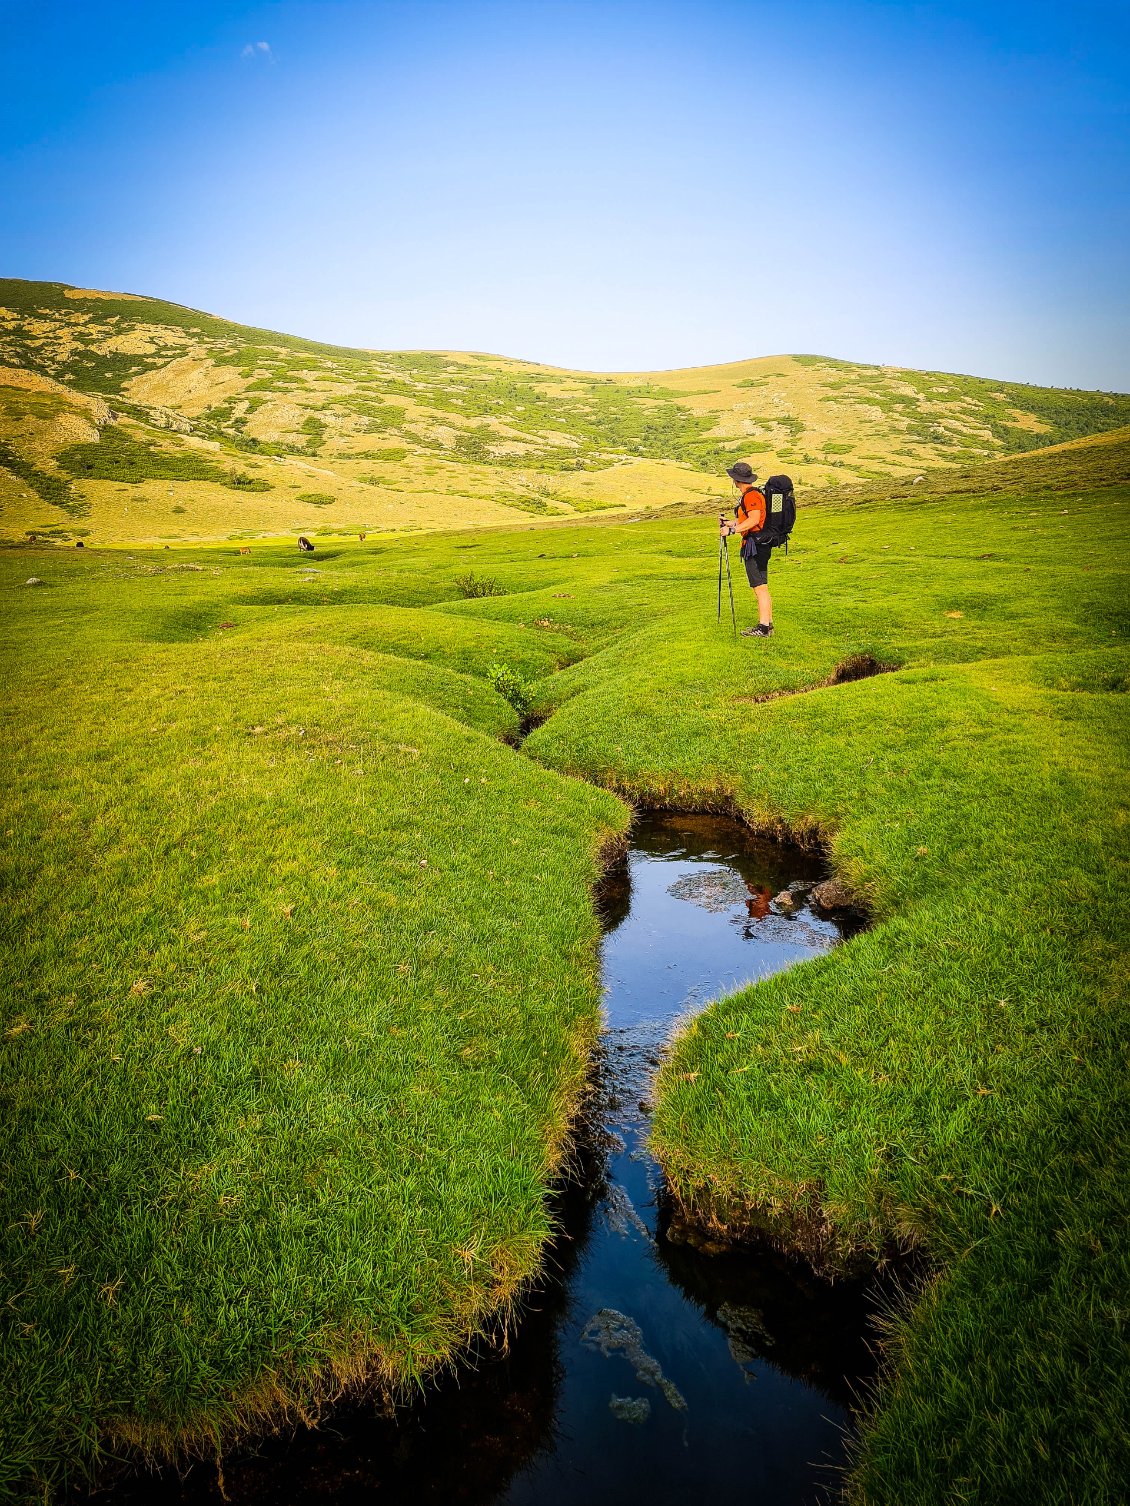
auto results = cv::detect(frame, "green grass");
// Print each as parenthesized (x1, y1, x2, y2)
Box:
(2, 436, 1128, 1502)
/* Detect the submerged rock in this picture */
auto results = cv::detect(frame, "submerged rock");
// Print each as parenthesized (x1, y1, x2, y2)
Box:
(609, 1394, 651, 1424)
(667, 868, 752, 913)
(581, 1308, 687, 1411)
(770, 889, 801, 916)
(604, 1183, 652, 1241)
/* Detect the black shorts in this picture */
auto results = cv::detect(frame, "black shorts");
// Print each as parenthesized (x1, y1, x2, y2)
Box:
(742, 540, 774, 588)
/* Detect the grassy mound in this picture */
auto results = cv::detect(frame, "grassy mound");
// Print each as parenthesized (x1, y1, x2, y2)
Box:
(2, 430, 1127, 1501)
(0, 552, 625, 1497)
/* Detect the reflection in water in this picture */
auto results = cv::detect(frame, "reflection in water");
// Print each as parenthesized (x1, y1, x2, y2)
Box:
(82, 814, 879, 1506)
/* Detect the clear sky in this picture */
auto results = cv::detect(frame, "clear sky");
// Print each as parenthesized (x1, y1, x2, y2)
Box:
(2, 0, 1128, 387)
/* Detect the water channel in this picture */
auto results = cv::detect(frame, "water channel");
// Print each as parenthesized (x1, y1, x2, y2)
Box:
(92, 813, 879, 1505)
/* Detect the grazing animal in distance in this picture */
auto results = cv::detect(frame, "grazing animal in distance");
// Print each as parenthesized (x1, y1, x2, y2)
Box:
(298, 536, 315, 553)
(358, 533, 366, 543)
(75, 540, 84, 548)
(239, 546, 251, 556)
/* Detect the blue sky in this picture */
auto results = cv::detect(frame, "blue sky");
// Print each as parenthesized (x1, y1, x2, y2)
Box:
(2, 1, 1128, 386)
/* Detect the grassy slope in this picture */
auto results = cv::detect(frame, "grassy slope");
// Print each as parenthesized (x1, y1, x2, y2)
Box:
(3, 277, 1129, 545)
(0, 551, 626, 1496)
(2, 430, 1127, 1501)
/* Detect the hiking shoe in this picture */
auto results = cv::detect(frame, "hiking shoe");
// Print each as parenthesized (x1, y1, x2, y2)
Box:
(741, 623, 774, 637)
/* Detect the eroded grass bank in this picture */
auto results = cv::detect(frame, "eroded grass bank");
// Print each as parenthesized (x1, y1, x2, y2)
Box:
(2, 442, 1128, 1501)
(0, 569, 627, 1497)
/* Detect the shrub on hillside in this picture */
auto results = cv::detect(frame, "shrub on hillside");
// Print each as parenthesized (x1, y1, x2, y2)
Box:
(486, 661, 532, 716)
(227, 469, 272, 492)
(57, 428, 226, 486)
(456, 571, 505, 598)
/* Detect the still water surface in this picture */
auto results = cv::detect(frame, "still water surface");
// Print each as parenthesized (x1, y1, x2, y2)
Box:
(94, 814, 874, 1505)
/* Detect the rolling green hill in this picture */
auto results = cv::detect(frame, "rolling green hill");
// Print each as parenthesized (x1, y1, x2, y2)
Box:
(2, 277, 1128, 546)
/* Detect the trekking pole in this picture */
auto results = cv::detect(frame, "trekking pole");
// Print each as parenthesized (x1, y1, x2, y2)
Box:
(719, 513, 737, 638)
(717, 530, 724, 623)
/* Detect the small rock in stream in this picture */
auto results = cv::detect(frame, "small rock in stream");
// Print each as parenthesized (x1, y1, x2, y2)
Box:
(810, 877, 856, 911)
(770, 889, 801, 916)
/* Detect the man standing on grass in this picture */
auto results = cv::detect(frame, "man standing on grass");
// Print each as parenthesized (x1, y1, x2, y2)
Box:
(720, 461, 774, 637)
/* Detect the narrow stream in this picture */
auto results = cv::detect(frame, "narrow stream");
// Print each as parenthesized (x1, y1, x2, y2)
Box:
(90, 814, 877, 1505)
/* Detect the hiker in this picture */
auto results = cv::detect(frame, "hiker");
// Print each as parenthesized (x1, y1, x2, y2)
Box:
(719, 462, 774, 637)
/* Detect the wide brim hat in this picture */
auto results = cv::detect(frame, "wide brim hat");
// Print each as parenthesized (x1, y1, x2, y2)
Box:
(726, 462, 757, 483)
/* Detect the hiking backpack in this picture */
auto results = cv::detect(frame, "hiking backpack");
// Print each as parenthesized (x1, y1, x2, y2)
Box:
(759, 474, 796, 551)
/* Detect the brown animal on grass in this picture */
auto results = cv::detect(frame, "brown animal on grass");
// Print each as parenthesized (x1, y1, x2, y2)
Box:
(239, 547, 251, 555)
(298, 536, 315, 552)
(358, 533, 366, 543)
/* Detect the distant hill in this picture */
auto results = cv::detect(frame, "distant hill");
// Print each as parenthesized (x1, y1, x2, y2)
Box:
(2, 278, 1128, 545)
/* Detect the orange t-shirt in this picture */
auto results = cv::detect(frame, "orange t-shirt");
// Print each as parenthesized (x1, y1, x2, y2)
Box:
(733, 485, 766, 536)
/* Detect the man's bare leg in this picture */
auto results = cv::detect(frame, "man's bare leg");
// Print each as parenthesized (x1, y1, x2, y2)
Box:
(754, 583, 772, 627)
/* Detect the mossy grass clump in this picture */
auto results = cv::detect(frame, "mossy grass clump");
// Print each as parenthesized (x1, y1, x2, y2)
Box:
(520, 475, 1129, 1506)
